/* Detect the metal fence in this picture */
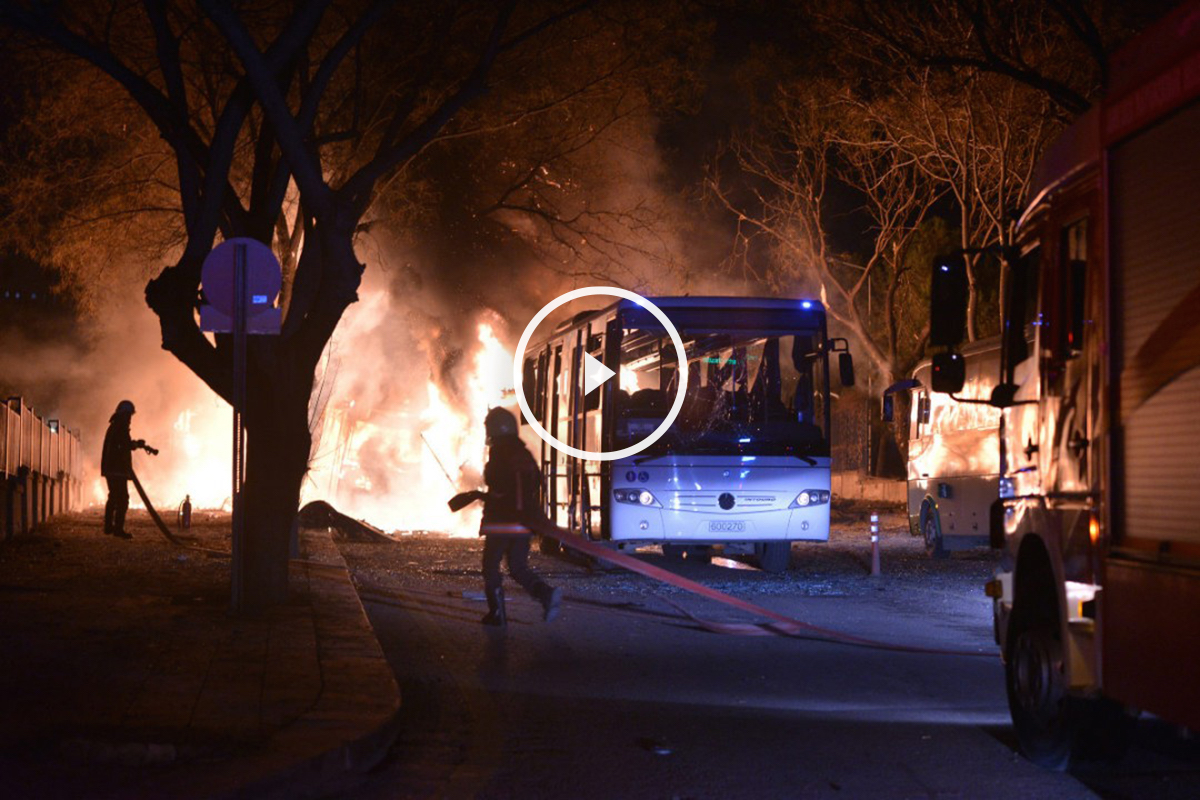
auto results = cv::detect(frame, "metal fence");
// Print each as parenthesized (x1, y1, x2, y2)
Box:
(2, 396, 83, 538)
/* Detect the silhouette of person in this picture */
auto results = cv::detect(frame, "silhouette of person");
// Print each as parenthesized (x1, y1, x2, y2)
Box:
(101, 399, 153, 539)
(471, 408, 562, 627)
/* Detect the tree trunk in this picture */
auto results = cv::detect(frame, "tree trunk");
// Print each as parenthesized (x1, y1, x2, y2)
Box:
(240, 347, 314, 609)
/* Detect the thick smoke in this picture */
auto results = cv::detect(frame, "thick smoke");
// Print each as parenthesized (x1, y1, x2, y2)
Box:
(0, 291, 231, 513)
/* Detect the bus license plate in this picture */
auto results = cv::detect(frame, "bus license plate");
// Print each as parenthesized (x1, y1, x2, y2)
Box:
(708, 521, 745, 532)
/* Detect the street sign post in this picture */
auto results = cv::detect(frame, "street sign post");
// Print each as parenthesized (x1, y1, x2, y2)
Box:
(200, 238, 282, 611)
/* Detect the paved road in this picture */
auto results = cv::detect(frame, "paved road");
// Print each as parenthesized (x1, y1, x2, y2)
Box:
(336, 522, 1199, 799)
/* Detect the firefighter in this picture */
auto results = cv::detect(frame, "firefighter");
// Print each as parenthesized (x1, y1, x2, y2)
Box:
(101, 400, 155, 539)
(474, 407, 562, 627)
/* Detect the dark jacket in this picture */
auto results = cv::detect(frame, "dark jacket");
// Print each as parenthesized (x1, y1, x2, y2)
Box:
(481, 437, 543, 528)
(101, 416, 134, 478)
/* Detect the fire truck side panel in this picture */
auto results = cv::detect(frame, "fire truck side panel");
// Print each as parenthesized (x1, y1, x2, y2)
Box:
(1103, 560, 1200, 728)
(1102, 94, 1200, 727)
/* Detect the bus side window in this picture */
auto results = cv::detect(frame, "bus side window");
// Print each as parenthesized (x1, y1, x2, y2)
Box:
(912, 392, 930, 439)
(584, 331, 603, 412)
(536, 350, 549, 422)
(523, 357, 539, 423)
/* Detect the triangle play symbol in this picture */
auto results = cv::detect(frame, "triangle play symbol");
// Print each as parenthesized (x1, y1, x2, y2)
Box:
(582, 351, 616, 395)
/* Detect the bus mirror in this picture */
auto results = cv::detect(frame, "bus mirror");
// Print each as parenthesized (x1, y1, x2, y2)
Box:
(881, 394, 894, 423)
(839, 352, 855, 387)
(990, 382, 1019, 408)
(931, 352, 965, 394)
(930, 254, 968, 347)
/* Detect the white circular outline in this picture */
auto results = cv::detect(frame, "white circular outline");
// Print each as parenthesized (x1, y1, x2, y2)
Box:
(513, 287, 688, 462)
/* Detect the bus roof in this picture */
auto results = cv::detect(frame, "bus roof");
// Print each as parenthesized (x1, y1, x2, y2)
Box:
(620, 296, 822, 311)
(542, 296, 826, 343)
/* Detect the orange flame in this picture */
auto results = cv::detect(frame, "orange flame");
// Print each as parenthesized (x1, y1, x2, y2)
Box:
(306, 320, 515, 536)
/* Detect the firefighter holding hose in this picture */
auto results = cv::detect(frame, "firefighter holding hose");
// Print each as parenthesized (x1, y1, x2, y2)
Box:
(101, 399, 157, 539)
(450, 408, 562, 627)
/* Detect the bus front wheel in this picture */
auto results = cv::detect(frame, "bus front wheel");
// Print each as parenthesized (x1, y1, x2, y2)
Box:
(755, 542, 791, 573)
(922, 504, 948, 559)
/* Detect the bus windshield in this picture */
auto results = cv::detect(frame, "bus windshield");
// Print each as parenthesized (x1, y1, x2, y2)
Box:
(615, 327, 829, 458)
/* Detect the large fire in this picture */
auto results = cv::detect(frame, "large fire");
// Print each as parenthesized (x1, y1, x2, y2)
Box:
(86, 286, 516, 537)
(306, 320, 516, 536)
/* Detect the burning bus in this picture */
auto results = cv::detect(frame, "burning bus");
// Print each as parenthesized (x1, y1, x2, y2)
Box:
(518, 296, 854, 572)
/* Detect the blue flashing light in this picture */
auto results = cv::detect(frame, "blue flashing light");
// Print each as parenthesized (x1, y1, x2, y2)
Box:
(738, 437, 751, 443)
(940, 264, 950, 272)
(741, 456, 756, 462)
(800, 300, 813, 309)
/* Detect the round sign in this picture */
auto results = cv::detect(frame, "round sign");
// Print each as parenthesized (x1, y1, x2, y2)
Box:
(200, 237, 281, 316)
(512, 287, 688, 462)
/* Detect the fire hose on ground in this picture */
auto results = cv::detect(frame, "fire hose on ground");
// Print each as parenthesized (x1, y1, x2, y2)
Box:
(454, 492, 992, 658)
(130, 464, 230, 558)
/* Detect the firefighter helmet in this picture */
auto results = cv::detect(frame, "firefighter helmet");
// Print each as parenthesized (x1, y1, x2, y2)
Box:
(114, 400, 136, 416)
(484, 407, 518, 441)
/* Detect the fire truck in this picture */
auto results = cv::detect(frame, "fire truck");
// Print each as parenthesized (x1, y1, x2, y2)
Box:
(928, 1, 1200, 769)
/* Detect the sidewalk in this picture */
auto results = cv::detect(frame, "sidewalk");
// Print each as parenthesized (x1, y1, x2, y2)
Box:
(0, 509, 400, 799)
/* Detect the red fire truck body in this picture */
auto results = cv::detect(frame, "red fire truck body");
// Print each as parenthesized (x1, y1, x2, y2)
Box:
(938, 1, 1200, 767)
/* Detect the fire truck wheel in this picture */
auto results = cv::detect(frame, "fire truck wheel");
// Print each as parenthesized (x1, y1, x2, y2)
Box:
(538, 535, 561, 556)
(755, 542, 791, 573)
(1006, 615, 1072, 770)
(922, 505, 948, 560)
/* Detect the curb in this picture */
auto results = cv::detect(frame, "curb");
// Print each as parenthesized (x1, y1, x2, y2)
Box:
(214, 527, 401, 800)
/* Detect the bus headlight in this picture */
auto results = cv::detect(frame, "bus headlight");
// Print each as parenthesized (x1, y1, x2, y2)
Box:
(789, 489, 829, 508)
(615, 488, 661, 507)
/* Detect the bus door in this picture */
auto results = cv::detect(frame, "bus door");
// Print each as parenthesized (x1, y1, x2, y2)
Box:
(535, 347, 553, 518)
(599, 317, 622, 540)
(567, 330, 583, 533)
(580, 322, 607, 539)
(549, 343, 564, 526)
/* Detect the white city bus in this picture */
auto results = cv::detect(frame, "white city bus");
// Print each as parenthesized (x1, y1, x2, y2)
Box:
(886, 338, 1002, 558)
(518, 297, 853, 571)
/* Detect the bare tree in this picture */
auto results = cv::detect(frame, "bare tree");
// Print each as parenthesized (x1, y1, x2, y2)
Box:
(709, 84, 943, 389)
(844, 0, 1171, 119)
(1, 0, 675, 607)
(849, 69, 1054, 341)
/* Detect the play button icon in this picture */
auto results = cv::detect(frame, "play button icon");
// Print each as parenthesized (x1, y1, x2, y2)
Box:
(513, 286, 688, 461)
(582, 352, 615, 395)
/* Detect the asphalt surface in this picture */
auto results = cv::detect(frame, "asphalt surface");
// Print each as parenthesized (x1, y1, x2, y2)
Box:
(335, 505, 1200, 799)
